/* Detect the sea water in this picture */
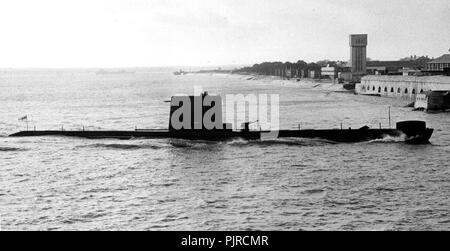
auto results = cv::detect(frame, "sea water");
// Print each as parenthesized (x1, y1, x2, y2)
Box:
(1, 68, 449, 230)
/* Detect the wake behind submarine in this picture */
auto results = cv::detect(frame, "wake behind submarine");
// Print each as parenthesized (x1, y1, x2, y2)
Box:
(9, 92, 434, 144)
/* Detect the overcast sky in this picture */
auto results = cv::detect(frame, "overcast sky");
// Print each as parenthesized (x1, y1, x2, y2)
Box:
(0, 0, 449, 67)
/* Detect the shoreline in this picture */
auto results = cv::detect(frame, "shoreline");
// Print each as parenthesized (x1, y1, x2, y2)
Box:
(221, 72, 352, 93)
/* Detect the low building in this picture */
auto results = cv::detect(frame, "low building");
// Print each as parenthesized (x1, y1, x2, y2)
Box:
(285, 68, 292, 78)
(400, 67, 422, 76)
(367, 66, 387, 75)
(338, 72, 352, 83)
(321, 66, 337, 80)
(425, 54, 450, 73)
(366, 60, 426, 75)
(356, 75, 450, 101)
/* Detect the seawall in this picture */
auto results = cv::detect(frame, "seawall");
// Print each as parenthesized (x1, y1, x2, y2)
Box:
(355, 75, 450, 101)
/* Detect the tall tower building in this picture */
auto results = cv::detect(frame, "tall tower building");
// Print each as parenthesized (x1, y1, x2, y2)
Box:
(349, 34, 368, 76)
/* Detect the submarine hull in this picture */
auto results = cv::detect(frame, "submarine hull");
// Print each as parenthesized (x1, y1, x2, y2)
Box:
(9, 128, 433, 144)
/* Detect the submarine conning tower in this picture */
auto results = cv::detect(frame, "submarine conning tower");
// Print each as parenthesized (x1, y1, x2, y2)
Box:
(396, 121, 427, 137)
(168, 92, 231, 131)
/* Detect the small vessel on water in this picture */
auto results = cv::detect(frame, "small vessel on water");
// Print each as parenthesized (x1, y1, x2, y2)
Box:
(173, 70, 186, 75)
(9, 92, 434, 144)
(96, 69, 135, 75)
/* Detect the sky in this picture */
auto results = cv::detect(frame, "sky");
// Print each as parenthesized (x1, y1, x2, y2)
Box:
(0, 0, 449, 68)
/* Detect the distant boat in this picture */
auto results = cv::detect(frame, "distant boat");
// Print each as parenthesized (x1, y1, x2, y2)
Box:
(96, 69, 135, 75)
(173, 70, 186, 75)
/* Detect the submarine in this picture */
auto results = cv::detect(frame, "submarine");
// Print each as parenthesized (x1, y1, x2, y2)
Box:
(9, 92, 434, 144)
